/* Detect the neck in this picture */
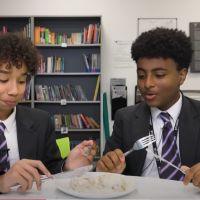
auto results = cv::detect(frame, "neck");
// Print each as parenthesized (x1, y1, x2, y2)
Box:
(158, 92, 180, 111)
(0, 109, 13, 121)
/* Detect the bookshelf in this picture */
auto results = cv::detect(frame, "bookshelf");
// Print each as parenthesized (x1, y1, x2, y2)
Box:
(0, 16, 102, 157)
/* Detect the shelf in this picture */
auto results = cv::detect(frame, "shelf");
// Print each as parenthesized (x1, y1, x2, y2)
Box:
(55, 129, 100, 132)
(18, 101, 31, 103)
(35, 44, 101, 47)
(37, 73, 100, 76)
(34, 101, 100, 103)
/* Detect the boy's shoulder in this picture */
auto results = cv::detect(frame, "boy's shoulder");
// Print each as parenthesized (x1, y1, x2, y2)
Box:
(184, 96, 200, 112)
(16, 105, 50, 122)
(115, 102, 147, 122)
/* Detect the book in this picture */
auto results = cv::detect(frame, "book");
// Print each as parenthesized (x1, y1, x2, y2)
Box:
(93, 75, 100, 101)
(86, 117, 95, 129)
(83, 54, 90, 72)
(79, 114, 90, 128)
(40, 28, 45, 44)
(45, 29, 49, 44)
(89, 117, 100, 128)
(97, 25, 101, 44)
(34, 27, 40, 44)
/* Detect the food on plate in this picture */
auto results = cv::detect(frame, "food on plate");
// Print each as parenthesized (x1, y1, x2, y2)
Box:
(67, 173, 132, 194)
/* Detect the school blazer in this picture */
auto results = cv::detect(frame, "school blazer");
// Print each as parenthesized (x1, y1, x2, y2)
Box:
(12, 105, 63, 174)
(104, 94, 200, 176)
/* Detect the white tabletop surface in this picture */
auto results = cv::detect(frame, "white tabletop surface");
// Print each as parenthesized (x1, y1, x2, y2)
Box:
(1, 172, 200, 199)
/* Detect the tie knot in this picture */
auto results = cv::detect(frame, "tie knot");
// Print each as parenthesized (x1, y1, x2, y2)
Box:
(159, 112, 170, 122)
(0, 122, 6, 133)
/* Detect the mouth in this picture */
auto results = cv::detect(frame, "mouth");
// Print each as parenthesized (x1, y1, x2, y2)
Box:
(144, 93, 157, 100)
(3, 101, 18, 106)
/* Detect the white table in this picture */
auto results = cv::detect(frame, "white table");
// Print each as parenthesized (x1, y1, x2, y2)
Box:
(1, 173, 200, 199)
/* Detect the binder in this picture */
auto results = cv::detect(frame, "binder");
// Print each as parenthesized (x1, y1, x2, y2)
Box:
(111, 86, 127, 120)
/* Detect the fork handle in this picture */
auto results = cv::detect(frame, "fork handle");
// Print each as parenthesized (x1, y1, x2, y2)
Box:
(10, 176, 53, 189)
(124, 148, 134, 157)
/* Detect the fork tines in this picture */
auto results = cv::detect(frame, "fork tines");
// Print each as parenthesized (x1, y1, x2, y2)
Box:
(142, 135, 156, 144)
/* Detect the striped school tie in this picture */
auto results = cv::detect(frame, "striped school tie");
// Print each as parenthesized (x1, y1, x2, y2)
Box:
(159, 112, 184, 181)
(0, 122, 10, 172)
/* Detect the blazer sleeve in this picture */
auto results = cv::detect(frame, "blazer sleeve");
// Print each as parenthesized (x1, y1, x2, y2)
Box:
(43, 114, 65, 174)
(104, 109, 124, 154)
(103, 109, 131, 175)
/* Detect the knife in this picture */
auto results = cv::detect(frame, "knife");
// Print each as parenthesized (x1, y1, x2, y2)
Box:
(146, 148, 186, 175)
(10, 165, 93, 189)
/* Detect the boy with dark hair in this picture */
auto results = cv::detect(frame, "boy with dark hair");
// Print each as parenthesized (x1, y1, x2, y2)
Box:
(97, 28, 200, 188)
(0, 33, 95, 193)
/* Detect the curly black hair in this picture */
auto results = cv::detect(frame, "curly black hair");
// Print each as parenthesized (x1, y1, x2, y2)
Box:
(131, 28, 193, 71)
(0, 33, 40, 75)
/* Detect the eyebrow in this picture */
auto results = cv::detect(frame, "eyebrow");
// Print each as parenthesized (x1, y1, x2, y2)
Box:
(137, 67, 167, 72)
(0, 70, 27, 76)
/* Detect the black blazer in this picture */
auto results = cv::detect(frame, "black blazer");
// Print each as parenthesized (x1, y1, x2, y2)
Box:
(104, 95, 200, 176)
(13, 105, 63, 174)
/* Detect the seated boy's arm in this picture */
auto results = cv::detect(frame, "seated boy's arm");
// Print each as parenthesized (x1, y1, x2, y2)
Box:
(42, 114, 64, 174)
(96, 109, 126, 174)
(104, 109, 124, 154)
(0, 159, 51, 193)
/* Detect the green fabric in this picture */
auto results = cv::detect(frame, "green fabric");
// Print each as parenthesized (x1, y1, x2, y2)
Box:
(56, 137, 70, 158)
(103, 92, 110, 140)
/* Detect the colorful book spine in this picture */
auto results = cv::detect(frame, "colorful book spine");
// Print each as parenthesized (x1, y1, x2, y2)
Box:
(45, 29, 49, 44)
(93, 75, 100, 101)
(79, 114, 90, 128)
(89, 117, 100, 128)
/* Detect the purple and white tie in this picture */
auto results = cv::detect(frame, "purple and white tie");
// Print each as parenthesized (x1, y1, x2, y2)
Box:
(159, 112, 184, 181)
(0, 122, 10, 172)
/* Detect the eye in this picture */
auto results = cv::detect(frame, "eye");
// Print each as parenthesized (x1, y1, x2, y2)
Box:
(155, 74, 165, 78)
(137, 74, 145, 79)
(0, 80, 8, 83)
(19, 81, 26, 84)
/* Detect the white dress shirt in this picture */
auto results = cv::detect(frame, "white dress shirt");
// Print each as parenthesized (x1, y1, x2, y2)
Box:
(0, 107, 20, 168)
(141, 93, 182, 178)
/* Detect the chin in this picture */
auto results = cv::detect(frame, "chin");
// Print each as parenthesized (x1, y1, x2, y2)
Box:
(145, 100, 161, 108)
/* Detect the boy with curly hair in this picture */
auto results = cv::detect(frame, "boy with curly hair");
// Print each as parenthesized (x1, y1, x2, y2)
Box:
(97, 28, 200, 188)
(0, 33, 95, 193)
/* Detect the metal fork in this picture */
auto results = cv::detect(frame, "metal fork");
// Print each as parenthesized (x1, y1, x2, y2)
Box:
(124, 135, 156, 157)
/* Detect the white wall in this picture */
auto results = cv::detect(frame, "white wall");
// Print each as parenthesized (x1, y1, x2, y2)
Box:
(1, 0, 199, 134)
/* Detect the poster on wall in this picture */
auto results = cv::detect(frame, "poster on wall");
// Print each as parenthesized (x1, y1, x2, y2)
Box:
(138, 18, 177, 36)
(114, 40, 134, 68)
(190, 22, 200, 73)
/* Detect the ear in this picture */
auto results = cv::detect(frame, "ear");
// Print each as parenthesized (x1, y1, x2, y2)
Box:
(179, 68, 187, 85)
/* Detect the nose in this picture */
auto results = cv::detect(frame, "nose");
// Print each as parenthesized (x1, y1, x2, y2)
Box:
(144, 75, 155, 89)
(7, 82, 19, 96)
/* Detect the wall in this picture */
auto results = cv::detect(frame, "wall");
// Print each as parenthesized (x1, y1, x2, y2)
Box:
(0, 0, 199, 135)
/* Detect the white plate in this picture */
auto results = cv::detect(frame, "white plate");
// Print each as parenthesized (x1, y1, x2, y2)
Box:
(55, 172, 137, 199)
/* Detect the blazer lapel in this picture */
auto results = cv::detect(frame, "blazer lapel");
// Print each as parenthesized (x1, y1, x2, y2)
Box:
(131, 103, 150, 175)
(179, 95, 199, 167)
(16, 106, 37, 160)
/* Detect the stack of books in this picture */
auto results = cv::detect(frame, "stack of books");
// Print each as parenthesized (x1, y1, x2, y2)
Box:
(83, 54, 100, 72)
(20, 80, 31, 101)
(35, 84, 87, 101)
(2, 18, 31, 38)
(38, 54, 64, 73)
(51, 114, 100, 129)
(34, 23, 101, 45)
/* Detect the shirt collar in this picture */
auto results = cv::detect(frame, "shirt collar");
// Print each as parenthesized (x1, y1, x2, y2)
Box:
(0, 107, 16, 133)
(150, 92, 182, 122)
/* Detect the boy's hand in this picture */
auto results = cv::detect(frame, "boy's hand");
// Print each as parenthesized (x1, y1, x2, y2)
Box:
(181, 163, 200, 188)
(64, 140, 96, 171)
(0, 159, 51, 193)
(96, 149, 126, 174)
